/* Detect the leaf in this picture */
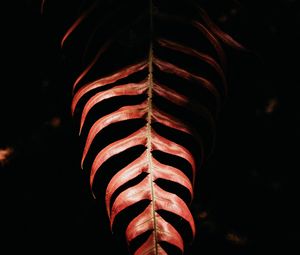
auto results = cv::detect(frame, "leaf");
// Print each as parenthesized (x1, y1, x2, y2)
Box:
(61, 0, 242, 254)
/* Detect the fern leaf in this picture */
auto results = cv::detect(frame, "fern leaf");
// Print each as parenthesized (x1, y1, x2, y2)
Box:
(61, 0, 243, 254)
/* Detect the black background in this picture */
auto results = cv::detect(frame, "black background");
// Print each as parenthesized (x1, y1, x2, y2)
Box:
(1, 0, 300, 254)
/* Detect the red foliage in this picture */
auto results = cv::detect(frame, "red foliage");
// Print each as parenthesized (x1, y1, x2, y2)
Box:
(62, 1, 243, 254)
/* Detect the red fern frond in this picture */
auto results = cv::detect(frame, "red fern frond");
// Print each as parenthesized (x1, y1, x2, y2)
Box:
(61, 0, 243, 254)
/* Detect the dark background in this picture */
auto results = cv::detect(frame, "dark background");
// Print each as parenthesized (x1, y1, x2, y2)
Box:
(1, 0, 299, 254)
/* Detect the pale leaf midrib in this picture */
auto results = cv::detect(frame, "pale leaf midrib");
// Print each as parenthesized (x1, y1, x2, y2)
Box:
(146, 0, 158, 254)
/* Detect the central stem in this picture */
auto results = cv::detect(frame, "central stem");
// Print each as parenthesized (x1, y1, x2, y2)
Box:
(146, 0, 158, 253)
